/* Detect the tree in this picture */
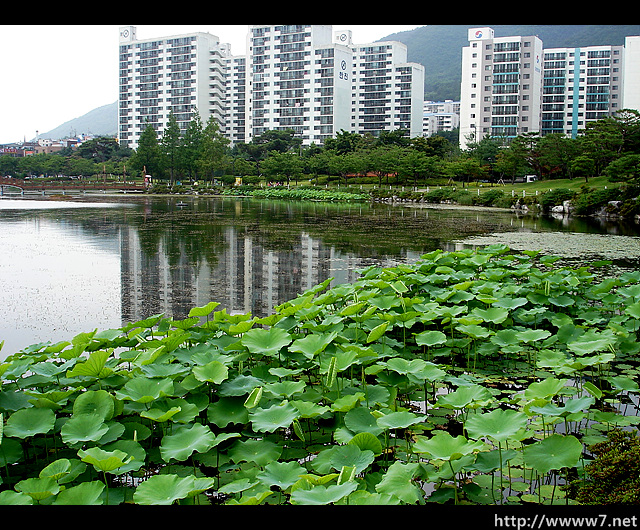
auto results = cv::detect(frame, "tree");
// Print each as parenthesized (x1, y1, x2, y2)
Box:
(398, 149, 437, 188)
(130, 124, 163, 179)
(323, 130, 364, 155)
(180, 112, 204, 180)
(197, 116, 229, 182)
(605, 154, 640, 183)
(570, 155, 596, 183)
(161, 112, 182, 183)
(75, 137, 123, 163)
(261, 151, 303, 185)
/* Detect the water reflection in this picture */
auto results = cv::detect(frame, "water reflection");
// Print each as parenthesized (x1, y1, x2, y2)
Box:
(0, 195, 638, 357)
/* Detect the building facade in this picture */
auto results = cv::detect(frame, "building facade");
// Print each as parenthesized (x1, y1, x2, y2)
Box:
(541, 43, 624, 138)
(118, 25, 425, 149)
(460, 27, 640, 149)
(459, 27, 543, 150)
(117, 26, 231, 149)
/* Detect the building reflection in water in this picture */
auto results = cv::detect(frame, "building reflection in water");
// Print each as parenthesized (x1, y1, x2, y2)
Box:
(120, 223, 416, 323)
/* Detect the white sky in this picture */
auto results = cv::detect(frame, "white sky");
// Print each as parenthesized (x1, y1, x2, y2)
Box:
(0, 24, 420, 144)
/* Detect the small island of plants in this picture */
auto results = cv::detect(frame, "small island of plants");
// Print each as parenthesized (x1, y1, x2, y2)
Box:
(1, 244, 639, 505)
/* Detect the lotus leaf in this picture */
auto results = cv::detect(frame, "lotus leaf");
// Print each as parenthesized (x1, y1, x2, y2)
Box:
(374, 461, 423, 504)
(465, 408, 529, 444)
(77, 447, 132, 473)
(207, 397, 249, 427)
(15, 477, 60, 502)
(192, 360, 229, 384)
(241, 326, 292, 357)
(344, 407, 383, 436)
(4, 407, 55, 439)
(229, 438, 282, 467)
(160, 423, 216, 462)
(72, 389, 114, 421)
(290, 481, 358, 505)
(311, 444, 375, 474)
(414, 330, 447, 347)
(257, 460, 307, 490)
(249, 402, 299, 433)
(523, 434, 583, 475)
(53, 481, 105, 505)
(376, 411, 425, 430)
(348, 431, 383, 456)
(39, 458, 71, 481)
(133, 474, 213, 505)
(437, 384, 493, 410)
(115, 376, 174, 403)
(413, 431, 486, 462)
(61, 413, 110, 445)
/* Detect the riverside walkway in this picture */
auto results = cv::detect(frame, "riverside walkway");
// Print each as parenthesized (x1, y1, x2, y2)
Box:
(0, 177, 145, 194)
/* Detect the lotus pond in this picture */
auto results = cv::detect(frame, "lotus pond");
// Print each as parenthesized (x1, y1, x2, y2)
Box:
(1, 242, 640, 505)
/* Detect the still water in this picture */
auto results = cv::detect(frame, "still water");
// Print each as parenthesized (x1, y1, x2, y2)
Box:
(0, 194, 638, 358)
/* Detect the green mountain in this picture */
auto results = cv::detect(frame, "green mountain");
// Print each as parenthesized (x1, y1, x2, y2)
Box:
(40, 25, 640, 139)
(381, 25, 640, 101)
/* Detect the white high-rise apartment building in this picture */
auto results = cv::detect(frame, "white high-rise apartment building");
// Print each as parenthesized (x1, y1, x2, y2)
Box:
(348, 38, 425, 138)
(118, 25, 425, 149)
(623, 35, 640, 112)
(246, 25, 353, 145)
(460, 27, 640, 149)
(459, 27, 543, 150)
(118, 26, 231, 149)
(541, 43, 624, 137)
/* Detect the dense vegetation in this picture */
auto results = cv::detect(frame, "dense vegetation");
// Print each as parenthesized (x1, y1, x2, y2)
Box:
(1, 245, 639, 505)
(2, 110, 639, 190)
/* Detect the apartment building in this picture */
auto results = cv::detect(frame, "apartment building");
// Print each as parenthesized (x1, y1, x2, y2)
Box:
(460, 27, 640, 149)
(459, 27, 543, 150)
(541, 43, 624, 138)
(118, 25, 425, 149)
(349, 37, 425, 138)
(117, 26, 231, 149)
(423, 100, 460, 137)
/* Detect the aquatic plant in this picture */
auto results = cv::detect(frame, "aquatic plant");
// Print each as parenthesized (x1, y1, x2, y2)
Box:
(1, 245, 639, 505)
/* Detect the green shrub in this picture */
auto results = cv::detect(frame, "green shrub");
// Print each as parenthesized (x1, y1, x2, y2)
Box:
(568, 429, 640, 504)
(539, 188, 577, 211)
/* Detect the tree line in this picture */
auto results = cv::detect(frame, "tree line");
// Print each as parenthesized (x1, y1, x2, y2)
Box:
(2, 109, 639, 186)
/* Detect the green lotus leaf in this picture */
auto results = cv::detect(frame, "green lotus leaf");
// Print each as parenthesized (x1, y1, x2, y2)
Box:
(625, 301, 640, 319)
(437, 384, 493, 410)
(385, 357, 428, 375)
(264, 380, 307, 398)
(66, 350, 113, 379)
(524, 377, 568, 401)
(348, 431, 384, 456)
(311, 444, 374, 474)
(207, 397, 249, 427)
(61, 413, 109, 446)
(456, 323, 492, 339)
(0, 490, 33, 505)
(374, 461, 423, 504)
(160, 423, 216, 462)
(376, 411, 425, 430)
(72, 389, 115, 422)
(290, 399, 331, 419)
(518, 329, 552, 344)
(465, 408, 529, 444)
(523, 434, 583, 475)
(4, 407, 55, 439)
(218, 374, 263, 397)
(241, 326, 292, 357)
(103, 439, 146, 475)
(249, 402, 299, 433)
(39, 458, 71, 481)
(608, 375, 640, 393)
(188, 301, 220, 318)
(415, 330, 447, 347)
(192, 360, 229, 384)
(77, 447, 132, 473)
(493, 297, 528, 310)
(53, 481, 105, 505)
(133, 474, 197, 505)
(229, 438, 282, 467)
(567, 337, 615, 356)
(289, 331, 338, 358)
(413, 431, 486, 462)
(0, 438, 23, 466)
(257, 460, 307, 490)
(344, 407, 383, 436)
(115, 376, 174, 404)
(471, 307, 509, 324)
(290, 481, 358, 505)
(15, 477, 60, 502)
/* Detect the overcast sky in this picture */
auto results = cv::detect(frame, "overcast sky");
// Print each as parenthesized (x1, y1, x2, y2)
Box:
(0, 24, 420, 144)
